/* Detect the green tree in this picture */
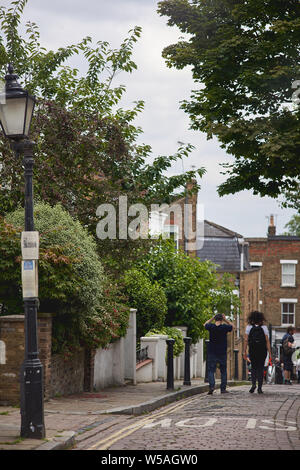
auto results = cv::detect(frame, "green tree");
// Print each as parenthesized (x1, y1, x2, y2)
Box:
(0, 0, 205, 231)
(1, 202, 129, 355)
(158, 0, 300, 206)
(136, 239, 239, 343)
(283, 214, 300, 236)
(122, 268, 167, 339)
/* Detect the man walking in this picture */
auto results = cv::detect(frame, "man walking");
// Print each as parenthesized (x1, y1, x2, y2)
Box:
(281, 326, 296, 385)
(204, 313, 234, 395)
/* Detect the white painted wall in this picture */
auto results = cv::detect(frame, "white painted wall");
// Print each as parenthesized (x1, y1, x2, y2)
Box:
(136, 361, 153, 382)
(93, 308, 137, 389)
(93, 338, 125, 390)
(124, 308, 137, 385)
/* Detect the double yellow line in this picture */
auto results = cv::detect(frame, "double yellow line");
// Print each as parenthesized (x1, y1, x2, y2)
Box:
(88, 395, 199, 450)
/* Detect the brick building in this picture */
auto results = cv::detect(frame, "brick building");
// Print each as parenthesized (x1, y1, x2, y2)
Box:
(246, 215, 300, 358)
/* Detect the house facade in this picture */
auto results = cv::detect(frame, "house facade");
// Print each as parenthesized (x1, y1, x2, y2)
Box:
(246, 215, 300, 357)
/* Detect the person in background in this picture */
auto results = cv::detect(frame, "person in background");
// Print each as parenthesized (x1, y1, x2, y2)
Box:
(204, 313, 234, 395)
(296, 357, 300, 384)
(281, 326, 296, 385)
(294, 348, 300, 384)
(243, 311, 272, 394)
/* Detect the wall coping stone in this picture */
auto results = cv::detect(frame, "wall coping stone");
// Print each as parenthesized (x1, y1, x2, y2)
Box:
(0, 313, 54, 322)
(0, 315, 24, 322)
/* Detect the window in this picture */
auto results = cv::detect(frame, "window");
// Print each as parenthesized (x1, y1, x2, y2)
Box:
(280, 300, 297, 326)
(281, 261, 297, 287)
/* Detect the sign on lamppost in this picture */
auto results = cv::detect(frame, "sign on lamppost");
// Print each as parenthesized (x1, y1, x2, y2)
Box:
(21, 260, 38, 298)
(21, 232, 39, 298)
(21, 231, 39, 259)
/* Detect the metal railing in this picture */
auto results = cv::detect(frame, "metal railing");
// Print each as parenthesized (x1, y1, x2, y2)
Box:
(136, 346, 149, 364)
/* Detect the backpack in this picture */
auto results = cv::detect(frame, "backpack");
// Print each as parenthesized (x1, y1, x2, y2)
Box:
(282, 338, 294, 356)
(248, 325, 267, 355)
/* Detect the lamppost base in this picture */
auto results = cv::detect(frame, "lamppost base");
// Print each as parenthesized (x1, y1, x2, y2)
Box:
(20, 360, 45, 439)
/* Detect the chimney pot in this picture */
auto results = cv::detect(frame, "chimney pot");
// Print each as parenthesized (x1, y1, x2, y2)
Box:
(268, 214, 276, 236)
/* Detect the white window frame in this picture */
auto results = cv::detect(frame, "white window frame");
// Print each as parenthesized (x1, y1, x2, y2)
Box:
(0, 340, 6, 365)
(280, 260, 297, 287)
(250, 261, 262, 289)
(280, 298, 297, 326)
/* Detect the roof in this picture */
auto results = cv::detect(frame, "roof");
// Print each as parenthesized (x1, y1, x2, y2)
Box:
(197, 220, 249, 272)
(199, 220, 243, 239)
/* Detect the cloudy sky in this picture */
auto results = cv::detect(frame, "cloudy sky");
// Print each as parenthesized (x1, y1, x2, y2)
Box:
(2, 0, 296, 236)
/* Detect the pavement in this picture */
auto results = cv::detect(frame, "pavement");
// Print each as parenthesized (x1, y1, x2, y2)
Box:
(0, 377, 226, 451)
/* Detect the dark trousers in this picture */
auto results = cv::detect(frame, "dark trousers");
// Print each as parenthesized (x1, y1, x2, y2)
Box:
(207, 352, 227, 391)
(250, 355, 266, 389)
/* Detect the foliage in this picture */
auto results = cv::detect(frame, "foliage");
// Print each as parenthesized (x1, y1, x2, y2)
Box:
(0, 0, 205, 243)
(122, 268, 167, 339)
(283, 214, 300, 236)
(211, 272, 240, 320)
(1, 202, 129, 354)
(158, 0, 300, 207)
(136, 239, 239, 343)
(146, 327, 185, 358)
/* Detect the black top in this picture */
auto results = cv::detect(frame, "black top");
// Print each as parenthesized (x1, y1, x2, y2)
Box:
(205, 323, 233, 355)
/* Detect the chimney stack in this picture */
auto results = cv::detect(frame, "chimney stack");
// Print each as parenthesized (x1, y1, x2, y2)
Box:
(268, 214, 276, 237)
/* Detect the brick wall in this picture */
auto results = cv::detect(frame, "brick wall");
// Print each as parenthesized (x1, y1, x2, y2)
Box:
(247, 237, 300, 330)
(0, 315, 25, 405)
(37, 314, 52, 400)
(50, 350, 85, 397)
(0, 314, 86, 404)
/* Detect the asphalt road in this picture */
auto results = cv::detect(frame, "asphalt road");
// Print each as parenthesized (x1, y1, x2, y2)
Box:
(72, 384, 300, 452)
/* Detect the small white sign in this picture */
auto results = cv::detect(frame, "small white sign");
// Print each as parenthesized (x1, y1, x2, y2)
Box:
(21, 231, 39, 260)
(21, 260, 38, 298)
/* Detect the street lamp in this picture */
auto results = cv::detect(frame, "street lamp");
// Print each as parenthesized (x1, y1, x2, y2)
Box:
(0, 64, 45, 439)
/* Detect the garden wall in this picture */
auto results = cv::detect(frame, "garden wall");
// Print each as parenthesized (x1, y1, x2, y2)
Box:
(0, 309, 137, 405)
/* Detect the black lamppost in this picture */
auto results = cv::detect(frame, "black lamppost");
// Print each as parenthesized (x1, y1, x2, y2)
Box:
(0, 65, 45, 438)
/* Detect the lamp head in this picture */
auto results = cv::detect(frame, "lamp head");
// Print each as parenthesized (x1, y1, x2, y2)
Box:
(0, 64, 36, 140)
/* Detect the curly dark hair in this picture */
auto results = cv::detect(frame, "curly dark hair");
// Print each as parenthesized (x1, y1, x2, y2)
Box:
(247, 310, 266, 326)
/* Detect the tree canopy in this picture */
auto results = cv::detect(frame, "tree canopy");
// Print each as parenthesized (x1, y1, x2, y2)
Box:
(283, 214, 300, 236)
(158, 0, 300, 206)
(0, 0, 205, 232)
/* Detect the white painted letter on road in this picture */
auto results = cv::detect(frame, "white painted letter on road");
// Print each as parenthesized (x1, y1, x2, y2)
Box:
(176, 417, 217, 428)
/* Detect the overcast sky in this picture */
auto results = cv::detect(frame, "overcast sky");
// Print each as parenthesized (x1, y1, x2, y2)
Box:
(2, 0, 296, 236)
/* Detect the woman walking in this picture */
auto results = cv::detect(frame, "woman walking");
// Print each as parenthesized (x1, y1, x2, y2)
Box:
(243, 311, 272, 394)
